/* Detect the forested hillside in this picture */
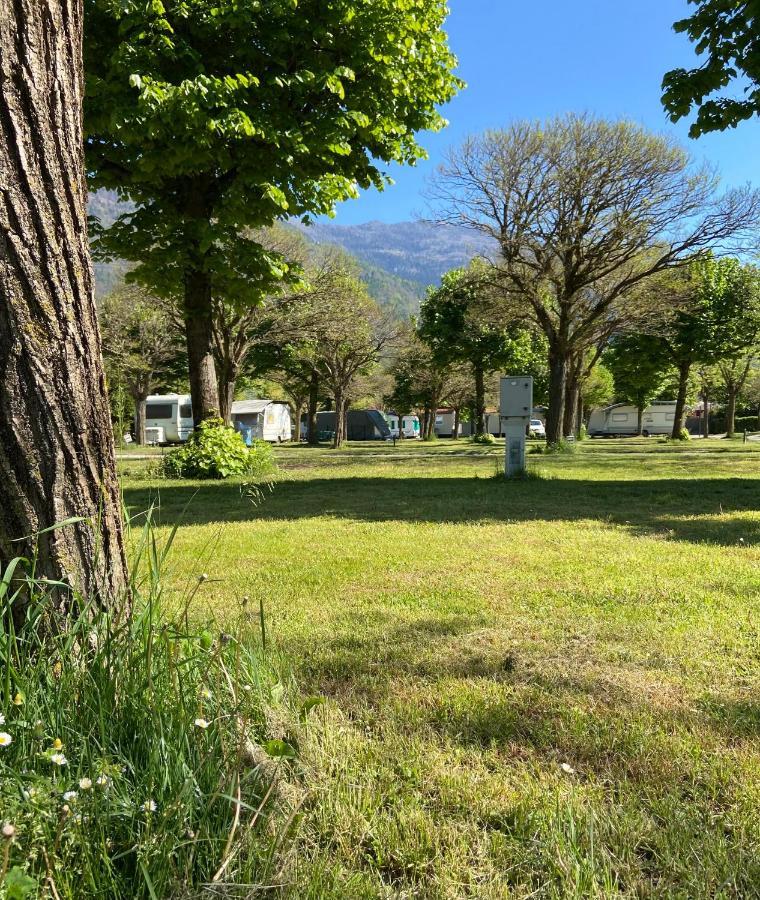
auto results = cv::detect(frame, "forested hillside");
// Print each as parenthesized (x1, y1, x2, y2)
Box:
(88, 191, 486, 316)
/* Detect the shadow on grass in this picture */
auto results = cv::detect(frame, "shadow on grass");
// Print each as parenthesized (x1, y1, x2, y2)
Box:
(123, 476, 760, 547)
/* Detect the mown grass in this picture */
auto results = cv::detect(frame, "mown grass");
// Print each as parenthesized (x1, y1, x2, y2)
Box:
(121, 438, 760, 898)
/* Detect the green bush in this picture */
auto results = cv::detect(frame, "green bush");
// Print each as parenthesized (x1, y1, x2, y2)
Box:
(469, 433, 495, 445)
(163, 419, 277, 480)
(0, 513, 304, 898)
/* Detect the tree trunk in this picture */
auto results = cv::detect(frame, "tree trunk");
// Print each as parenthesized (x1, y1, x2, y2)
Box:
(726, 388, 737, 438)
(474, 363, 486, 436)
(217, 357, 236, 426)
(701, 389, 709, 439)
(453, 407, 460, 440)
(636, 406, 644, 436)
(0, 0, 129, 615)
(333, 389, 345, 448)
(546, 349, 568, 445)
(183, 267, 218, 425)
(576, 394, 584, 438)
(563, 378, 579, 438)
(671, 361, 691, 439)
(134, 395, 148, 445)
(307, 370, 319, 445)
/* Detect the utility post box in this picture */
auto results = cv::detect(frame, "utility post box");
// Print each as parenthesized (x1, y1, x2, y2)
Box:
(500, 376, 533, 476)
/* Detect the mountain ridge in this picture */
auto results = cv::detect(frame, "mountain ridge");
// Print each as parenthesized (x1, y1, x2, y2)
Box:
(88, 191, 486, 315)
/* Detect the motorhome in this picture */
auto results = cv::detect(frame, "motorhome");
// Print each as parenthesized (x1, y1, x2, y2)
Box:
(387, 413, 421, 439)
(588, 401, 677, 437)
(231, 400, 292, 443)
(143, 394, 194, 444)
(316, 409, 391, 441)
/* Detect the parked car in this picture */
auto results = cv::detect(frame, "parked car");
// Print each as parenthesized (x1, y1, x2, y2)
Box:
(528, 418, 546, 438)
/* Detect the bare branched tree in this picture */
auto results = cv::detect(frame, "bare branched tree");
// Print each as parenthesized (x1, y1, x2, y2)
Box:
(429, 114, 760, 443)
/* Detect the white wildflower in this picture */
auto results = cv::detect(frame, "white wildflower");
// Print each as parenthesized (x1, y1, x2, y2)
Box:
(194, 718, 210, 730)
(0, 733, 12, 748)
(79, 777, 92, 791)
(560, 762, 575, 775)
(50, 752, 68, 767)
(141, 799, 157, 813)
(63, 791, 77, 802)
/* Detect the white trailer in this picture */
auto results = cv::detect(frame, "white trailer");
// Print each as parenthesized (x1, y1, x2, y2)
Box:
(434, 409, 462, 437)
(232, 400, 292, 443)
(588, 401, 677, 437)
(143, 394, 194, 444)
(387, 414, 421, 439)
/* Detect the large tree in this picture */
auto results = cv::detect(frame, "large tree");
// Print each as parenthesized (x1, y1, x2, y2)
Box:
(662, 1, 760, 136)
(0, 0, 128, 612)
(604, 335, 674, 435)
(430, 114, 760, 444)
(84, 0, 462, 425)
(310, 272, 397, 447)
(718, 351, 758, 437)
(418, 267, 541, 436)
(100, 286, 183, 443)
(649, 256, 760, 438)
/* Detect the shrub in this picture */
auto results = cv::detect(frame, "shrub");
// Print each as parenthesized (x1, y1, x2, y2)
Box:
(470, 433, 495, 445)
(545, 438, 577, 454)
(163, 419, 277, 480)
(0, 513, 304, 898)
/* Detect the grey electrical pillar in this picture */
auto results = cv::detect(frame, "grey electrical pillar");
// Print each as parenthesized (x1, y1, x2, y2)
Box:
(500, 376, 533, 476)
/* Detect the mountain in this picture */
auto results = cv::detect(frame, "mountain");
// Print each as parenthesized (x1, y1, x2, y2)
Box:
(87, 192, 487, 315)
(295, 219, 489, 291)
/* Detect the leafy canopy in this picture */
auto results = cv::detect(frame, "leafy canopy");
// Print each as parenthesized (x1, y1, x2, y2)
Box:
(84, 0, 463, 293)
(662, 1, 760, 135)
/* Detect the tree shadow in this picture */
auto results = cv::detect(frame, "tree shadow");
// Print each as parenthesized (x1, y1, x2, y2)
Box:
(123, 475, 760, 547)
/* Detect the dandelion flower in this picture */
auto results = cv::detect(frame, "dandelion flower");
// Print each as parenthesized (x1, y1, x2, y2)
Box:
(141, 799, 157, 813)
(194, 718, 210, 730)
(560, 762, 575, 775)
(12, 692, 23, 706)
(79, 777, 92, 791)
(1, 823, 15, 840)
(0, 733, 12, 747)
(52, 738, 63, 750)
(61, 804, 71, 815)
(95, 775, 110, 788)
(50, 753, 68, 767)
(62, 791, 77, 802)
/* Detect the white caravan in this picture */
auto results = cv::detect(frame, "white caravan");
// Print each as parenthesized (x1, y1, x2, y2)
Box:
(387, 414, 421, 439)
(588, 401, 677, 437)
(144, 394, 194, 444)
(231, 400, 292, 443)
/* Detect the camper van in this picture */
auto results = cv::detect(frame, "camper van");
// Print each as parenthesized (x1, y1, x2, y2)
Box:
(588, 401, 677, 437)
(231, 400, 292, 443)
(387, 414, 421, 439)
(316, 409, 391, 441)
(143, 394, 194, 444)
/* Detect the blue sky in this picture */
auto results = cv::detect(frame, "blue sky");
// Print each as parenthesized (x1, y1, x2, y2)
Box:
(329, 0, 760, 225)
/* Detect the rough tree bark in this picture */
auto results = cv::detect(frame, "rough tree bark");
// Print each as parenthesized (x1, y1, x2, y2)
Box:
(546, 349, 568, 445)
(671, 361, 691, 439)
(307, 370, 319, 445)
(183, 265, 218, 426)
(333, 387, 346, 448)
(0, 0, 129, 612)
(133, 395, 148, 446)
(217, 356, 237, 426)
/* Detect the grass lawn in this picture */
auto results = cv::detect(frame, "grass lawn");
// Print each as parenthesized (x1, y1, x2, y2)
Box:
(121, 438, 760, 898)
